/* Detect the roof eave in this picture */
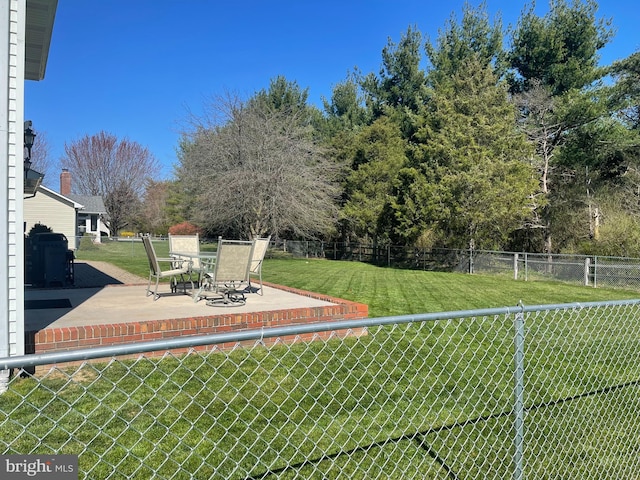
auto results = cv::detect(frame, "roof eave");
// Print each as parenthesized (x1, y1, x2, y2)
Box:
(25, 0, 58, 81)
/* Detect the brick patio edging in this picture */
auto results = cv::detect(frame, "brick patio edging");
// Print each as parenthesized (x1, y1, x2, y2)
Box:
(25, 282, 369, 357)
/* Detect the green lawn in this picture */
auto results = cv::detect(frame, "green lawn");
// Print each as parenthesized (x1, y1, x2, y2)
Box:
(76, 238, 640, 318)
(4, 239, 629, 478)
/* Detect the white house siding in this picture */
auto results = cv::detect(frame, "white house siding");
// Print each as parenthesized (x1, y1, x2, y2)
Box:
(77, 214, 106, 243)
(0, 0, 25, 390)
(66, 194, 108, 243)
(24, 188, 78, 249)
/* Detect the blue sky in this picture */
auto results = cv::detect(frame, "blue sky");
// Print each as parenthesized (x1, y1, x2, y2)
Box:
(25, 1, 640, 187)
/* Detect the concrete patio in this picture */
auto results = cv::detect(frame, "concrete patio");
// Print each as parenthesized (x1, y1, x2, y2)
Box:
(24, 261, 369, 357)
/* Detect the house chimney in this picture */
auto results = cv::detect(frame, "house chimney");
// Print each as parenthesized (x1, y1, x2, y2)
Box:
(60, 169, 71, 196)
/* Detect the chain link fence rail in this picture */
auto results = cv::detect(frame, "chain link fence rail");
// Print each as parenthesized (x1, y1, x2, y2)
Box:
(3, 299, 640, 478)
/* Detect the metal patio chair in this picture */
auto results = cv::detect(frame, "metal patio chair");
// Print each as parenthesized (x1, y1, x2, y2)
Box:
(168, 233, 202, 285)
(142, 235, 192, 300)
(194, 237, 255, 306)
(247, 235, 271, 295)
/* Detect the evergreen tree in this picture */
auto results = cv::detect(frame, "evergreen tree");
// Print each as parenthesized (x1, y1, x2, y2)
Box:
(610, 51, 640, 130)
(507, 0, 614, 253)
(361, 26, 427, 138)
(426, 2, 505, 83)
(392, 56, 537, 249)
(322, 71, 370, 136)
(342, 117, 408, 243)
(509, 0, 612, 95)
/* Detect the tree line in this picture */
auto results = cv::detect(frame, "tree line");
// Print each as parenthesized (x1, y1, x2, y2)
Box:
(46, 1, 640, 256)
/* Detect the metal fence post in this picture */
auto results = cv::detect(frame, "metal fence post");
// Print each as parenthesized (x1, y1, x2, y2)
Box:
(0, 370, 8, 394)
(584, 257, 591, 286)
(514, 253, 519, 280)
(513, 308, 526, 480)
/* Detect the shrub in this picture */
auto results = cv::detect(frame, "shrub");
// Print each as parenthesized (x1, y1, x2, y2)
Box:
(79, 233, 99, 251)
(168, 222, 203, 236)
(27, 223, 53, 237)
(590, 211, 640, 257)
(119, 231, 135, 238)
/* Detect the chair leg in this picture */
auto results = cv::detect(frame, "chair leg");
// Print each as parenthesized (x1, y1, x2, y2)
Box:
(193, 274, 211, 303)
(154, 277, 161, 300)
(193, 284, 203, 303)
(146, 273, 153, 298)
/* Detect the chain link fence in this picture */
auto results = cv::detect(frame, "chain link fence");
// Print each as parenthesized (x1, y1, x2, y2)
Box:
(3, 300, 640, 478)
(76, 237, 640, 291)
(268, 241, 640, 291)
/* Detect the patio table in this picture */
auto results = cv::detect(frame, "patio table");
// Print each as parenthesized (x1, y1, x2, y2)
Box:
(169, 251, 217, 299)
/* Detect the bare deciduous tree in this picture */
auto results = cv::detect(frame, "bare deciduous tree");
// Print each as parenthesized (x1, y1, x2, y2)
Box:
(513, 80, 561, 254)
(178, 92, 341, 240)
(138, 179, 172, 234)
(27, 129, 54, 187)
(61, 131, 159, 235)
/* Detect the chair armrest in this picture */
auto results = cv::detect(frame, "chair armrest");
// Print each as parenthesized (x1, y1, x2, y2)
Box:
(159, 257, 191, 269)
(201, 256, 216, 266)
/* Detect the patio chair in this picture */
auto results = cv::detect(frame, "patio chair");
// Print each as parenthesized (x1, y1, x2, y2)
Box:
(195, 237, 255, 306)
(142, 235, 192, 300)
(168, 233, 202, 285)
(247, 235, 271, 295)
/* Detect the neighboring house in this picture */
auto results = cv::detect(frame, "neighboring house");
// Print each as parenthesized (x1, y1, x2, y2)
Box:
(67, 194, 108, 242)
(23, 189, 107, 251)
(23, 186, 81, 247)
(1, 0, 58, 384)
(24, 171, 108, 249)
(59, 169, 108, 244)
